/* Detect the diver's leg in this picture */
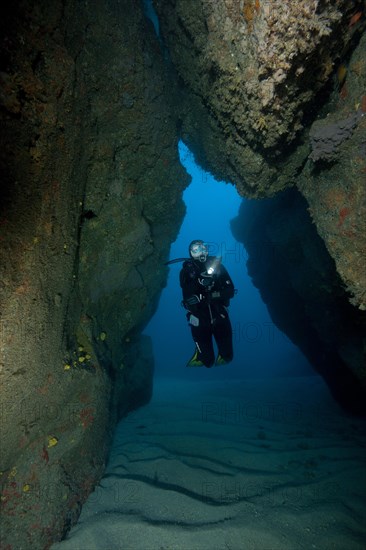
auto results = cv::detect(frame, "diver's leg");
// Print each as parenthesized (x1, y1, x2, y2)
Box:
(214, 312, 233, 363)
(189, 324, 215, 368)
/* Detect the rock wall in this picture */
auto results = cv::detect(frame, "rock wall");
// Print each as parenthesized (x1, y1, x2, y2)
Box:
(154, 0, 364, 192)
(232, 189, 366, 413)
(0, 1, 189, 548)
(154, 0, 366, 308)
(298, 30, 366, 310)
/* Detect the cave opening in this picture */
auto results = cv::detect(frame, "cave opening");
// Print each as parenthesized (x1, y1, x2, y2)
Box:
(144, 141, 314, 384)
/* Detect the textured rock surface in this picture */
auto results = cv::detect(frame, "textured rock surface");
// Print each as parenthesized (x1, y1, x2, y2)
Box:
(299, 30, 366, 309)
(309, 109, 363, 162)
(154, 0, 366, 307)
(232, 189, 366, 413)
(154, 0, 365, 195)
(0, 1, 188, 548)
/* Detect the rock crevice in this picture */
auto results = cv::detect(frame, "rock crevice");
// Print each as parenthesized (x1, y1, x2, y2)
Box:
(1, 1, 365, 547)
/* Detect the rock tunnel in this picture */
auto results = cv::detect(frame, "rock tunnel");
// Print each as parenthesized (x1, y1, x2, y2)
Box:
(0, 1, 365, 548)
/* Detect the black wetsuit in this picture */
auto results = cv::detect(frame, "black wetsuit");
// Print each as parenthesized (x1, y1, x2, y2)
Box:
(180, 256, 235, 367)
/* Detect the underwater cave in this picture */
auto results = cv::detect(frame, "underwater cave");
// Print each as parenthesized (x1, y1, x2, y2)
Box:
(0, 1, 366, 549)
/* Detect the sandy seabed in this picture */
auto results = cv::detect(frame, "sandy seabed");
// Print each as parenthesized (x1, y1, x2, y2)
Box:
(52, 375, 366, 550)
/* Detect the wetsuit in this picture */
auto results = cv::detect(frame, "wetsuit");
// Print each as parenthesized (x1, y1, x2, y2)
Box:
(180, 256, 235, 367)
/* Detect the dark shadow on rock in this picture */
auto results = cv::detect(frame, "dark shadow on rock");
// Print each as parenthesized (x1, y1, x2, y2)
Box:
(231, 188, 366, 416)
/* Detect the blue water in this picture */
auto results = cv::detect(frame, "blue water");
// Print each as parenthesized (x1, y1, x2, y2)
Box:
(145, 142, 312, 381)
(142, 0, 160, 37)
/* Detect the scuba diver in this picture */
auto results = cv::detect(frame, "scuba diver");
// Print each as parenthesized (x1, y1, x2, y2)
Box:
(179, 240, 235, 368)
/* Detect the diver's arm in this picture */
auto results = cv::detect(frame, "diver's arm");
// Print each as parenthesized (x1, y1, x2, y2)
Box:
(211, 265, 235, 302)
(180, 262, 207, 311)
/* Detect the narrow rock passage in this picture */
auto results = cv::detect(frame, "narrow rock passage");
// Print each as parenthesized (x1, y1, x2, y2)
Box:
(52, 376, 366, 550)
